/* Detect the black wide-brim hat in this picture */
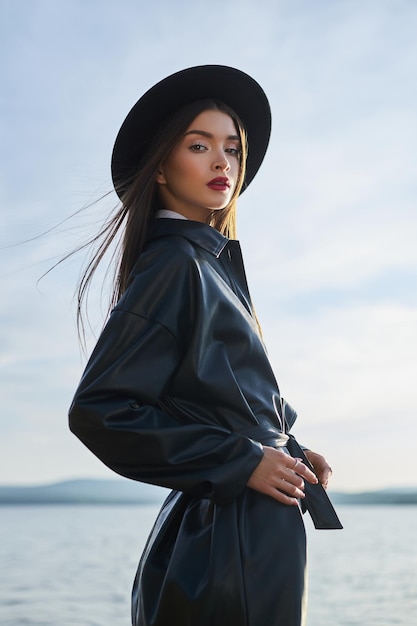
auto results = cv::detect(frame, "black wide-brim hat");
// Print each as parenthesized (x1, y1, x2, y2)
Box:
(111, 65, 271, 198)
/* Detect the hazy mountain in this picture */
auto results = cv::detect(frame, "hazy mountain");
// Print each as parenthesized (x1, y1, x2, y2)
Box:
(0, 479, 169, 504)
(0, 480, 416, 505)
(331, 488, 417, 505)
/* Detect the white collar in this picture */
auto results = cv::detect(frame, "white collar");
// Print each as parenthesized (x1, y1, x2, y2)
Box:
(155, 209, 188, 220)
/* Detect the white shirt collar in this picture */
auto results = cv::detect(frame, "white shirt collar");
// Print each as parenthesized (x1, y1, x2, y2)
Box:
(155, 209, 188, 220)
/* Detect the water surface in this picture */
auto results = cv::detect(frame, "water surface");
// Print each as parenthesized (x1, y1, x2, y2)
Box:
(1, 504, 416, 625)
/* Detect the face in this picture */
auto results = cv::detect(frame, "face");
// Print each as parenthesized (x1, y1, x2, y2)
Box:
(156, 109, 241, 222)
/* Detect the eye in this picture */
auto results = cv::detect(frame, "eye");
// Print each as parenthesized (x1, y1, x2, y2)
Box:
(226, 147, 241, 157)
(189, 143, 207, 152)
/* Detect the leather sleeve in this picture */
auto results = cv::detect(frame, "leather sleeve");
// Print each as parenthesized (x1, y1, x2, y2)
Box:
(69, 245, 264, 504)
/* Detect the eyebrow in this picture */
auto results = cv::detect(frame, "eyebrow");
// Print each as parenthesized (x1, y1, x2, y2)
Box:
(184, 129, 240, 141)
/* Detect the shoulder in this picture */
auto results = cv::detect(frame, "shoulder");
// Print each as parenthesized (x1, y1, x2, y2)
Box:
(134, 232, 201, 273)
(127, 233, 202, 295)
(114, 233, 201, 326)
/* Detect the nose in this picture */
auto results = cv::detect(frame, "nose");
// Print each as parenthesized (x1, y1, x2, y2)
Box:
(213, 150, 230, 172)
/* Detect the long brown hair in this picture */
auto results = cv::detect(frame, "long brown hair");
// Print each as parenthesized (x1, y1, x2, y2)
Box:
(76, 99, 247, 340)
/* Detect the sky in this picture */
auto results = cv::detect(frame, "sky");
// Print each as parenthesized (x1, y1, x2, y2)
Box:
(1, 0, 416, 492)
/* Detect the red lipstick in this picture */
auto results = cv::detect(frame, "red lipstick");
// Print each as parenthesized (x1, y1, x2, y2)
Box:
(207, 177, 230, 191)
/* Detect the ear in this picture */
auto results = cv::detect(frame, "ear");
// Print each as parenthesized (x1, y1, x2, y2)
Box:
(155, 168, 166, 185)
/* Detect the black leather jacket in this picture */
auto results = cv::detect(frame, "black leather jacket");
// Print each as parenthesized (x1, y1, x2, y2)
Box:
(69, 218, 334, 626)
(69, 218, 290, 503)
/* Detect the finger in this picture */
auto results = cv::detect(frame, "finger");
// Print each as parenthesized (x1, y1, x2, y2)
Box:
(282, 467, 306, 492)
(279, 478, 306, 500)
(274, 472, 305, 500)
(319, 466, 333, 489)
(263, 484, 300, 506)
(290, 459, 318, 484)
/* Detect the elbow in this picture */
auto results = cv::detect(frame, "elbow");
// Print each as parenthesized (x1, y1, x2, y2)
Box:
(68, 399, 84, 437)
(68, 396, 98, 440)
(68, 398, 111, 460)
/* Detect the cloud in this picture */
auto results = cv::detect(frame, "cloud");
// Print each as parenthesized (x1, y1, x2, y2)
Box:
(261, 302, 417, 490)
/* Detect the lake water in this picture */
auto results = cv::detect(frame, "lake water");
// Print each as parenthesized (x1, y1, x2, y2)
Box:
(0, 504, 416, 625)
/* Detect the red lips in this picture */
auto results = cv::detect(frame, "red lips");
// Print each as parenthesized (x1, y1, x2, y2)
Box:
(207, 177, 231, 191)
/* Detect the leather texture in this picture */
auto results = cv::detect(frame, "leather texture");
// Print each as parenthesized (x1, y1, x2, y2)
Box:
(70, 219, 321, 625)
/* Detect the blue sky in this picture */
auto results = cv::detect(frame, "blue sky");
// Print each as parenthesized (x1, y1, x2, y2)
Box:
(1, 0, 416, 491)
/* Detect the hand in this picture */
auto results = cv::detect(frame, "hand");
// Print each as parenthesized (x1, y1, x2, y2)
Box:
(247, 446, 319, 506)
(304, 450, 333, 489)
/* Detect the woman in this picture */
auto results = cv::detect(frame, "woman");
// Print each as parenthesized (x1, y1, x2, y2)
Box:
(69, 65, 340, 626)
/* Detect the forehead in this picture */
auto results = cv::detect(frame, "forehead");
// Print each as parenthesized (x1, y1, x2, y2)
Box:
(186, 109, 238, 136)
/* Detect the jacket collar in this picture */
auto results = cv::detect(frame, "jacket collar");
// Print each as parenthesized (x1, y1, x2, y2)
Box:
(148, 218, 229, 258)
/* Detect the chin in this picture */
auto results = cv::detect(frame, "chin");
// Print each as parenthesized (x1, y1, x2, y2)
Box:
(208, 202, 230, 211)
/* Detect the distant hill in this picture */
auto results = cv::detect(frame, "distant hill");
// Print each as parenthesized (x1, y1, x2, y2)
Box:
(0, 480, 416, 505)
(0, 479, 169, 504)
(331, 487, 417, 505)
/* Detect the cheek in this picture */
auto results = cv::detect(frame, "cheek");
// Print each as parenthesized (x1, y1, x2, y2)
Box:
(165, 153, 196, 183)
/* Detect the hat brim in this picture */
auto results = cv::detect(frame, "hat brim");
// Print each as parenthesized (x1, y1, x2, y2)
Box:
(111, 65, 271, 199)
